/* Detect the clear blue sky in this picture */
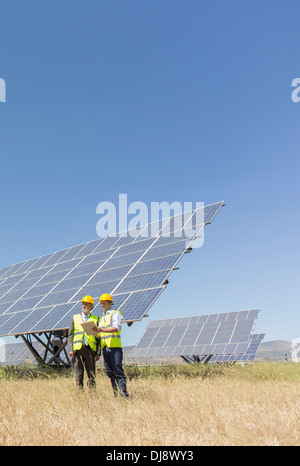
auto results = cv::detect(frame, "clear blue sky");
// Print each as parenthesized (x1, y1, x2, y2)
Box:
(0, 1, 299, 346)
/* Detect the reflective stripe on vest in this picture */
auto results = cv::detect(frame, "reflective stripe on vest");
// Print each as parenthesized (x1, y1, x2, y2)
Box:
(99, 310, 122, 349)
(72, 314, 98, 352)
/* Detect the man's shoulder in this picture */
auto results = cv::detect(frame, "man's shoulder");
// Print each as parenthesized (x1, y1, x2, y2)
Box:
(111, 309, 123, 316)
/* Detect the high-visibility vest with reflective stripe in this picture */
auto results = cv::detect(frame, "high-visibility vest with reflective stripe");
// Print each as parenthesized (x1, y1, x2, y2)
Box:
(72, 314, 98, 352)
(98, 310, 122, 349)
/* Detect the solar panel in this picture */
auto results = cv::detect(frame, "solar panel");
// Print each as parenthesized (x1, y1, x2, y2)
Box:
(129, 310, 261, 359)
(0, 201, 224, 344)
(210, 334, 265, 363)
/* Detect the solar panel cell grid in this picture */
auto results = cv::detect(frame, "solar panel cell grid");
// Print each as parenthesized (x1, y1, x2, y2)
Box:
(1, 273, 27, 286)
(72, 280, 121, 302)
(119, 287, 164, 321)
(113, 272, 164, 294)
(26, 254, 54, 272)
(53, 275, 93, 293)
(112, 237, 156, 258)
(9, 277, 41, 292)
(141, 240, 188, 261)
(135, 328, 158, 348)
(130, 309, 262, 360)
(195, 323, 219, 344)
(21, 283, 57, 300)
(7, 296, 44, 314)
(43, 249, 70, 267)
(32, 302, 79, 333)
(212, 321, 236, 344)
(86, 265, 132, 286)
(0, 303, 13, 314)
(64, 262, 102, 280)
(9, 307, 54, 335)
(0, 266, 13, 279)
(24, 266, 53, 280)
(100, 251, 144, 270)
(0, 313, 28, 335)
(74, 239, 105, 258)
(0, 289, 27, 304)
(37, 270, 70, 285)
(150, 327, 172, 348)
(92, 236, 121, 252)
(180, 323, 204, 346)
(37, 290, 77, 308)
(49, 258, 83, 273)
(128, 254, 181, 277)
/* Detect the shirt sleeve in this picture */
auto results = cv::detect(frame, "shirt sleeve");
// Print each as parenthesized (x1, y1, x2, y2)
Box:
(111, 310, 123, 332)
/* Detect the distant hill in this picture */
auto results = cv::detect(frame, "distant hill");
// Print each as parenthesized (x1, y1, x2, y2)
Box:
(123, 340, 294, 364)
(256, 340, 292, 361)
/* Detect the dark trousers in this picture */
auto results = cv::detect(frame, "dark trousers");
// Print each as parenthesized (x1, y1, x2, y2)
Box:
(73, 346, 96, 389)
(102, 347, 129, 397)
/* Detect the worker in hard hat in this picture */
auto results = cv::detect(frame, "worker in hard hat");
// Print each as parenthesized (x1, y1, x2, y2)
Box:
(68, 295, 100, 389)
(92, 293, 129, 397)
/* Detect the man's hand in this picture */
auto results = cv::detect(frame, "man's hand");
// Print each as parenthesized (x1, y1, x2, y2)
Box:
(92, 326, 101, 333)
(94, 354, 100, 362)
(69, 351, 75, 358)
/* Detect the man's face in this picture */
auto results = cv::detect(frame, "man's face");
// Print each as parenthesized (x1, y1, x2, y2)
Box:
(101, 300, 113, 312)
(82, 301, 93, 315)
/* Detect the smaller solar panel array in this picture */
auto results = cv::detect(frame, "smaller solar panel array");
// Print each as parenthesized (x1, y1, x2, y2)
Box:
(129, 310, 263, 362)
(208, 334, 265, 362)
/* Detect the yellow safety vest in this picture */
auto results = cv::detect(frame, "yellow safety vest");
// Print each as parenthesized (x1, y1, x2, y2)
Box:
(72, 314, 98, 352)
(98, 310, 122, 349)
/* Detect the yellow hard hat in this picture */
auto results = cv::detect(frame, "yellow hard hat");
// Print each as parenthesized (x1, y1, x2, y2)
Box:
(99, 293, 114, 303)
(81, 295, 94, 305)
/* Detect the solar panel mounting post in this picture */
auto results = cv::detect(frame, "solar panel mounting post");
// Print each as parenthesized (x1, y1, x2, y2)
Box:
(20, 331, 70, 366)
(20, 334, 45, 366)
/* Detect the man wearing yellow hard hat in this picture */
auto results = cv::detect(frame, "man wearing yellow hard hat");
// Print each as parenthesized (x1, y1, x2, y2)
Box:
(68, 295, 100, 389)
(92, 293, 129, 397)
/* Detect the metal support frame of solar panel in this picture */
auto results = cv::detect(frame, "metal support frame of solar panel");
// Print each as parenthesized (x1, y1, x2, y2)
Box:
(129, 310, 260, 359)
(0, 202, 224, 365)
(0, 339, 69, 366)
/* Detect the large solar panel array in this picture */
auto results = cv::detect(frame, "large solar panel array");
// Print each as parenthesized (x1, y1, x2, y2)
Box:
(129, 310, 263, 361)
(0, 202, 224, 338)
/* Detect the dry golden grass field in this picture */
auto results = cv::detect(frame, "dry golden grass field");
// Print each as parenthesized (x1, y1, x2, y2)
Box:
(0, 363, 299, 446)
